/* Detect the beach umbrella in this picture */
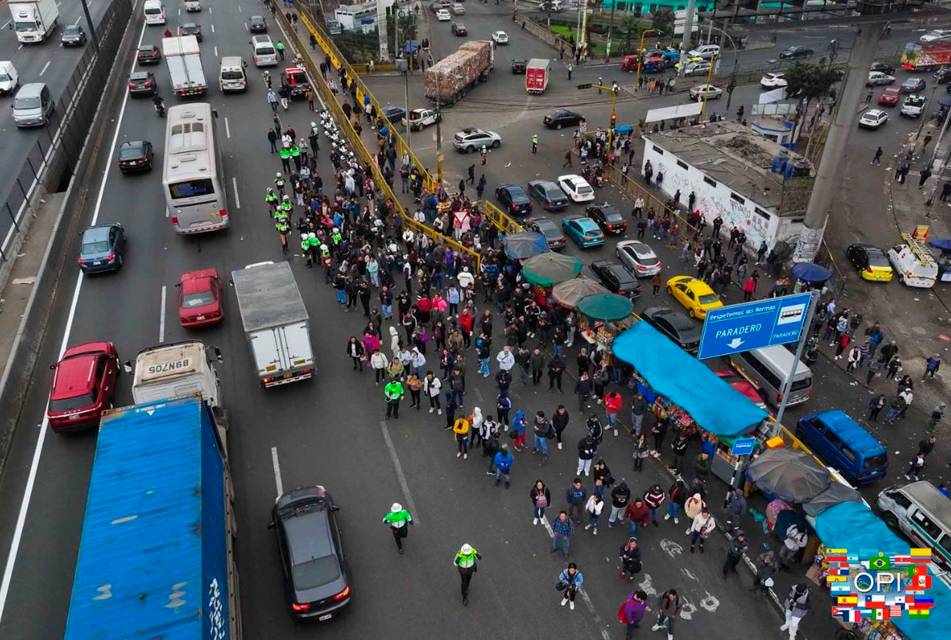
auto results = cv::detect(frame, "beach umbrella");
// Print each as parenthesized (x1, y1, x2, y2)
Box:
(747, 448, 831, 503)
(552, 278, 609, 308)
(576, 293, 634, 322)
(522, 253, 582, 287)
(503, 232, 550, 260)
(790, 262, 832, 285)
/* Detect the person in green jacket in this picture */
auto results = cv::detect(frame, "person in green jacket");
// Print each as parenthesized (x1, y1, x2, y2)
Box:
(454, 543, 482, 606)
(385, 378, 404, 419)
(382, 502, 414, 554)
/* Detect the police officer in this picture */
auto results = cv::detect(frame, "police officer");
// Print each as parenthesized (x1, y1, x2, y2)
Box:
(382, 503, 414, 554)
(290, 143, 302, 171)
(384, 377, 404, 419)
(300, 231, 313, 267)
(264, 187, 278, 216)
(275, 215, 290, 254)
(454, 543, 482, 606)
(279, 195, 293, 219)
(531, 134, 538, 154)
(308, 232, 320, 265)
(275, 39, 285, 61)
(279, 145, 292, 173)
(274, 172, 286, 197)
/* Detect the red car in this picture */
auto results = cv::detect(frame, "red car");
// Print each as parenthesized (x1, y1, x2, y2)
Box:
(878, 86, 901, 106)
(621, 54, 640, 72)
(714, 369, 768, 410)
(177, 268, 223, 327)
(47, 341, 119, 432)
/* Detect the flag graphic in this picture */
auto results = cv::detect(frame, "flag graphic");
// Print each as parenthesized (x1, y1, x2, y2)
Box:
(837, 595, 858, 606)
(908, 609, 931, 619)
(867, 556, 891, 571)
(888, 606, 902, 618)
(910, 548, 932, 557)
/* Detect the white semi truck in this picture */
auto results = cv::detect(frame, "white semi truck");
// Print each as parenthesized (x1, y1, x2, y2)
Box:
(9, 0, 59, 44)
(162, 35, 207, 97)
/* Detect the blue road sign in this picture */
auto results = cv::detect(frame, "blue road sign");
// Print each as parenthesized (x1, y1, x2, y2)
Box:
(698, 292, 813, 360)
(730, 437, 757, 456)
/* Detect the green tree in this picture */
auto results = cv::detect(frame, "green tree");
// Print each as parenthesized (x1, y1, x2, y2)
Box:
(651, 7, 674, 37)
(783, 62, 840, 107)
(621, 14, 639, 51)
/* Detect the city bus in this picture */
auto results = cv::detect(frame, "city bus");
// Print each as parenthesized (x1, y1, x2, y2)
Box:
(163, 103, 230, 234)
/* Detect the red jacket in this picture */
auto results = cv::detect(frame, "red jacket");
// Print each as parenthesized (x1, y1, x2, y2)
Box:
(624, 501, 651, 526)
(459, 312, 474, 333)
(604, 392, 623, 414)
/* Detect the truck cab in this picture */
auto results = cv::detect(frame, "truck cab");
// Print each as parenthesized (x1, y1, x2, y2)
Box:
(126, 341, 223, 410)
(10, 0, 59, 43)
(404, 108, 441, 131)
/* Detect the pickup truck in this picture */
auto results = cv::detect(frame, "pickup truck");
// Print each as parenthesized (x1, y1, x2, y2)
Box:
(403, 108, 442, 131)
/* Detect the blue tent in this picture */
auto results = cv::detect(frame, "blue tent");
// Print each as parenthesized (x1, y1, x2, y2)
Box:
(612, 323, 768, 436)
(815, 501, 951, 640)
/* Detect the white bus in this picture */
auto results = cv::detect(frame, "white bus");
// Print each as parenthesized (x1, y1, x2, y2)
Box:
(163, 103, 230, 234)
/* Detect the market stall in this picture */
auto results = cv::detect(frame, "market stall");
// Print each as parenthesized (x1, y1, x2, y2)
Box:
(551, 278, 609, 308)
(521, 252, 582, 287)
(503, 231, 550, 260)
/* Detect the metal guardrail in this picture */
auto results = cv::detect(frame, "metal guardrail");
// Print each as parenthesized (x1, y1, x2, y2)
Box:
(602, 163, 702, 240)
(283, 8, 482, 272)
(0, 0, 132, 266)
(481, 200, 523, 235)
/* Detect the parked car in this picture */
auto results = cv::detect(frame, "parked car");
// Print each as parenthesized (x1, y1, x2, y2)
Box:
(270, 486, 352, 621)
(846, 243, 894, 282)
(780, 45, 814, 59)
(688, 84, 722, 100)
(511, 59, 527, 74)
(866, 71, 896, 86)
(496, 184, 533, 216)
(117, 140, 154, 174)
(901, 94, 927, 118)
(878, 86, 901, 106)
(451, 22, 467, 36)
(591, 260, 642, 299)
(616, 240, 661, 277)
(380, 105, 406, 123)
(404, 108, 441, 130)
(527, 179, 569, 210)
(760, 72, 787, 89)
(562, 215, 604, 248)
(178, 268, 224, 327)
(585, 203, 627, 235)
(858, 109, 889, 129)
(61, 24, 87, 47)
(935, 66, 951, 84)
(491, 30, 508, 44)
(901, 77, 926, 94)
(666, 275, 723, 319)
(529, 216, 567, 251)
(128, 71, 157, 97)
(453, 128, 501, 152)
(178, 22, 202, 42)
(248, 15, 268, 33)
(47, 341, 119, 432)
(136, 44, 161, 64)
(543, 108, 584, 129)
(557, 174, 595, 203)
(713, 369, 766, 409)
(78, 223, 126, 273)
(642, 307, 701, 352)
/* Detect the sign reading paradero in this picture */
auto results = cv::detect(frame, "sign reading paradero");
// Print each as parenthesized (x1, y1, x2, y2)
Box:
(698, 293, 812, 360)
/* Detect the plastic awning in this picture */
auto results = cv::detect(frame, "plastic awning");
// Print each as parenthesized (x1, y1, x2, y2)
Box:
(644, 102, 703, 124)
(612, 323, 768, 436)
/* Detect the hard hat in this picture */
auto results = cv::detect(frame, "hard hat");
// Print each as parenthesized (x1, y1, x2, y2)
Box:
(276, 172, 282, 177)
(309, 232, 317, 240)
(391, 502, 402, 513)
(461, 544, 473, 555)
(311, 121, 317, 127)
(481, 145, 486, 150)
(283, 195, 290, 201)
(267, 187, 274, 193)
(764, 578, 775, 588)
(333, 227, 339, 233)
(320, 244, 328, 251)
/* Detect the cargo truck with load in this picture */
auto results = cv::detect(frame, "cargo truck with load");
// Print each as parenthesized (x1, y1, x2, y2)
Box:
(424, 39, 494, 105)
(232, 261, 315, 387)
(64, 396, 242, 640)
(902, 42, 951, 72)
(525, 58, 551, 94)
(9, 0, 59, 44)
(163, 35, 207, 97)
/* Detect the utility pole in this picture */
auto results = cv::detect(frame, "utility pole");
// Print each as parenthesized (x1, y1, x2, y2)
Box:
(435, 69, 444, 186)
(793, 19, 884, 263)
(376, 0, 389, 61)
(677, 0, 697, 76)
(80, 0, 99, 51)
(605, 0, 617, 62)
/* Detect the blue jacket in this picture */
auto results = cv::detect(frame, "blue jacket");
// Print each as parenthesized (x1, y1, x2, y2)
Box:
(495, 451, 513, 472)
(512, 410, 527, 434)
(558, 568, 584, 589)
(565, 483, 587, 505)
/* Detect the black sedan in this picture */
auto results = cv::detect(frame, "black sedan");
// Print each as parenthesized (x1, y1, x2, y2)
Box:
(248, 15, 268, 33)
(585, 203, 628, 235)
(780, 45, 814, 59)
(61, 24, 87, 47)
(641, 306, 702, 353)
(270, 486, 351, 621)
(381, 105, 406, 123)
(901, 77, 926, 94)
(512, 59, 527, 74)
(529, 216, 567, 251)
(527, 179, 569, 210)
(590, 260, 641, 298)
(127, 71, 157, 97)
(543, 109, 585, 130)
(870, 61, 895, 75)
(496, 184, 533, 216)
(136, 44, 161, 65)
(451, 22, 467, 36)
(179, 23, 203, 42)
(117, 140, 154, 174)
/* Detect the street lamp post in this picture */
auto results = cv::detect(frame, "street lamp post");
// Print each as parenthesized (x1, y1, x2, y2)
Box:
(633, 28, 660, 91)
(699, 24, 738, 109)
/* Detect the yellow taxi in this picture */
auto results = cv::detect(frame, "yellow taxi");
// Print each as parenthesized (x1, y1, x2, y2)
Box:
(666, 275, 724, 319)
(674, 56, 703, 70)
(846, 243, 894, 282)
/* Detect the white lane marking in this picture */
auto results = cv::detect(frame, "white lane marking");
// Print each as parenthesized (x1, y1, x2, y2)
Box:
(271, 447, 284, 497)
(699, 591, 720, 612)
(232, 177, 240, 208)
(159, 286, 167, 342)
(2, 20, 11, 29)
(379, 421, 420, 526)
(238, 4, 242, 11)
(39, 60, 51, 76)
(0, 17, 149, 627)
(660, 538, 683, 557)
(639, 573, 658, 596)
(244, 22, 249, 32)
(214, 45, 218, 57)
(542, 518, 611, 639)
(225, 116, 230, 138)
(73, 16, 82, 26)
(16, 44, 22, 52)
(178, 8, 181, 15)
(211, 24, 215, 33)
(208, 6, 212, 13)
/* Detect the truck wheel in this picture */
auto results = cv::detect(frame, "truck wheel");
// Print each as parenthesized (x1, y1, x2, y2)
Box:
(491, 140, 500, 148)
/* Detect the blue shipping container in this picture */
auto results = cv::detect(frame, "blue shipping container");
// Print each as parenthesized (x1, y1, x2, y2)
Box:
(64, 396, 234, 640)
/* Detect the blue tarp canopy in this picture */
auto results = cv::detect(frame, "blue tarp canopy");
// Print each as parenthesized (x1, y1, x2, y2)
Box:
(612, 323, 768, 436)
(815, 501, 951, 640)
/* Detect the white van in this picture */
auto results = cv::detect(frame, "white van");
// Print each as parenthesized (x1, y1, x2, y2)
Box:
(0, 61, 18, 96)
(219, 56, 249, 93)
(143, 0, 166, 25)
(250, 35, 278, 67)
(688, 44, 720, 60)
(730, 345, 813, 409)
(877, 481, 951, 570)
(888, 234, 938, 288)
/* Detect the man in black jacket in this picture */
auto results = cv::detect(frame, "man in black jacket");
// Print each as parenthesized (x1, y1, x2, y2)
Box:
(608, 481, 631, 528)
(722, 531, 748, 578)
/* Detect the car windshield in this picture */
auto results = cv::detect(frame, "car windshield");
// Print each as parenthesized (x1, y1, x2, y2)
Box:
(286, 71, 307, 84)
(605, 212, 624, 222)
(119, 146, 144, 159)
(791, 376, 813, 392)
(578, 186, 593, 195)
(0, 73, 10, 82)
(292, 555, 340, 590)
(169, 178, 215, 199)
(64, 26, 80, 35)
(182, 291, 215, 308)
(863, 453, 887, 471)
(83, 240, 110, 254)
(637, 254, 659, 265)
(868, 252, 889, 267)
(14, 96, 40, 109)
(14, 21, 35, 32)
(698, 293, 719, 305)
(222, 71, 244, 80)
(139, 46, 156, 53)
(49, 392, 97, 413)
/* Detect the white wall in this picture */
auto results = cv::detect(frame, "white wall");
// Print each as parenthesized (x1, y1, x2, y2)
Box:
(641, 139, 803, 252)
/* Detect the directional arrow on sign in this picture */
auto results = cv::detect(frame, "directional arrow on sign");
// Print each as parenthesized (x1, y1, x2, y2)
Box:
(727, 338, 744, 349)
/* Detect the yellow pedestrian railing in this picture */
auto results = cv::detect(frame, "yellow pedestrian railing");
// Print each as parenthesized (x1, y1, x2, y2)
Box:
(481, 201, 523, 235)
(601, 163, 701, 242)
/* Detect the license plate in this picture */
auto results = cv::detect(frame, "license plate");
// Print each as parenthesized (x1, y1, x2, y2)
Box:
(94, 261, 102, 266)
(196, 315, 205, 321)
(283, 372, 294, 379)
(211, 212, 220, 218)
(318, 614, 332, 621)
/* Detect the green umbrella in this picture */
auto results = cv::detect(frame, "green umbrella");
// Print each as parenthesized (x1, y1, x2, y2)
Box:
(576, 293, 634, 321)
(521, 252, 583, 287)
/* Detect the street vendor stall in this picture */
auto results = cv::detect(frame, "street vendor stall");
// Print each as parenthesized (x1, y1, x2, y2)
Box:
(504, 231, 549, 260)
(521, 252, 582, 287)
(551, 278, 608, 308)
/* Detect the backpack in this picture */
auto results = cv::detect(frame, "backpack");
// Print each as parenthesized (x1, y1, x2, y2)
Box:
(617, 599, 635, 624)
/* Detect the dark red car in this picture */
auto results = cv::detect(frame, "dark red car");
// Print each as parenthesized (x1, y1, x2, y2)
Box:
(714, 369, 767, 410)
(621, 55, 640, 72)
(177, 268, 223, 327)
(878, 86, 901, 107)
(47, 341, 119, 432)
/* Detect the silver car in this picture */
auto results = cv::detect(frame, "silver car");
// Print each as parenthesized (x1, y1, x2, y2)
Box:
(616, 240, 662, 277)
(452, 128, 501, 153)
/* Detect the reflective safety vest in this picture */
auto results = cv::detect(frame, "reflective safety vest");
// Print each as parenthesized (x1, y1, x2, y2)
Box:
(383, 509, 412, 528)
(455, 549, 479, 568)
(280, 202, 293, 215)
(275, 41, 285, 51)
(532, 135, 538, 145)
(384, 381, 403, 400)
(275, 221, 289, 233)
(275, 177, 286, 188)
(301, 238, 309, 252)
(279, 148, 291, 160)
(265, 192, 278, 205)
(320, 244, 330, 257)
(274, 210, 289, 223)
(290, 146, 301, 158)
(332, 232, 342, 245)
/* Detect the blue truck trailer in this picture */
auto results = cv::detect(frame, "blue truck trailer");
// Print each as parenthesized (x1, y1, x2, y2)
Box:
(64, 395, 241, 640)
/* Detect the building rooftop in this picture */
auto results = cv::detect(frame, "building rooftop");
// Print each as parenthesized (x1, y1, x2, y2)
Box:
(644, 121, 814, 213)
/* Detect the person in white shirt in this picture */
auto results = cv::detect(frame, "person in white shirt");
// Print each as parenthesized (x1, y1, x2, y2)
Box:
(688, 507, 715, 553)
(458, 267, 475, 290)
(496, 346, 515, 372)
(584, 494, 604, 534)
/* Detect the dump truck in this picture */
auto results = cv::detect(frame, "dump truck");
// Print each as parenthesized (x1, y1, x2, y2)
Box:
(9, 0, 59, 43)
(525, 58, 551, 94)
(64, 396, 242, 640)
(424, 39, 494, 105)
(231, 261, 315, 387)
(162, 35, 207, 96)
